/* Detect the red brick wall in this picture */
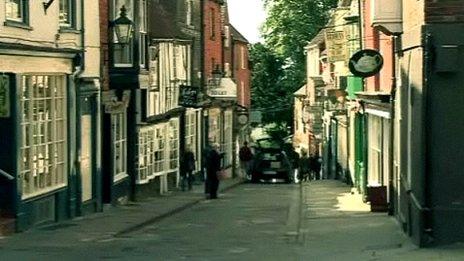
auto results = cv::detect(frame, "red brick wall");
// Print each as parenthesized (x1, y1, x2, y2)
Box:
(362, 0, 393, 93)
(99, 0, 110, 91)
(425, 0, 464, 23)
(234, 41, 251, 108)
(204, 0, 223, 80)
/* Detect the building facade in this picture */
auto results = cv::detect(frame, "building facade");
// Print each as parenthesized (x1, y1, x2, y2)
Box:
(0, 0, 101, 232)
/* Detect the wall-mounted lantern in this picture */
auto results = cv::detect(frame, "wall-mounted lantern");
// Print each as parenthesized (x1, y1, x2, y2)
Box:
(111, 5, 134, 45)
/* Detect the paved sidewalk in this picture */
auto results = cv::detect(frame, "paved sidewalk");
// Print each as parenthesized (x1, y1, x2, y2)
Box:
(0, 177, 244, 245)
(298, 180, 464, 260)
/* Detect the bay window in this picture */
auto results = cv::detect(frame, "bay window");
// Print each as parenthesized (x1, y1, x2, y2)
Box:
(19, 75, 67, 199)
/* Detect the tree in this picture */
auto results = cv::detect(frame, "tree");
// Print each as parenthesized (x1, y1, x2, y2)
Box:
(250, 0, 337, 126)
(249, 43, 291, 125)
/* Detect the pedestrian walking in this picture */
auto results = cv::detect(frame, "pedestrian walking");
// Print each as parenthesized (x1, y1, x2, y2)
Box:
(239, 141, 254, 179)
(181, 147, 195, 191)
(313, 153, 322, 180)
(206, 143, 222, 199)
(298, 150, 311, 182)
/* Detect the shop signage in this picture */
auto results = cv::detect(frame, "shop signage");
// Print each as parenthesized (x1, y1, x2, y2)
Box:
(179, 85, 200, 108)
(0, 75, 10, 118)
(207, 77, 237, 98)
(325, 30, 347, 62)
(349, 49, 384, 78)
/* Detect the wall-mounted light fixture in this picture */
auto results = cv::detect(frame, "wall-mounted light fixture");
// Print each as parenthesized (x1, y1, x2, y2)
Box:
(111, 6, 134, 45)
(43, 0, 55, 14)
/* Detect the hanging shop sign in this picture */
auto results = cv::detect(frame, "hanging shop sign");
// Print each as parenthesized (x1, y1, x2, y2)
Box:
(324, 30, 347, 62)
(179, 85, 200, 108)
(207, 77, 237, 98)
(349, 49, 384, 78)
(0, 75, 10, 118)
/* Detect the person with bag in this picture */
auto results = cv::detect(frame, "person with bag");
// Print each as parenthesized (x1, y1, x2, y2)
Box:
(206, 143, 222, 199)
(239, 141, 254, 179)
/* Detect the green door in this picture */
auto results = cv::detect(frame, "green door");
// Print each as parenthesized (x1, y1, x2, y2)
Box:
(355, 113, 367, 197)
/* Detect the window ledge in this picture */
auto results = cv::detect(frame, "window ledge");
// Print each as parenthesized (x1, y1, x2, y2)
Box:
(59, 27, 81, 34)
(4, 20, 33, 30)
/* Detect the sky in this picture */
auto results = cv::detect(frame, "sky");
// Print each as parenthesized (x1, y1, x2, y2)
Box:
(228, 0, 266, 44)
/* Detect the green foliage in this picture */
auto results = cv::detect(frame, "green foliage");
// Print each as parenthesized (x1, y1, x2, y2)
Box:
(250, 0, 337, 126)
(249, 43, 293, 125)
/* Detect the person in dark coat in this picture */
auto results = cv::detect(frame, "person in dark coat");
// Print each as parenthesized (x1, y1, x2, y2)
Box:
(181, 147, 195, 191)
(313, 154, 322, 180)
(298, 150, 311, 182)
(206, 143, 222, 199)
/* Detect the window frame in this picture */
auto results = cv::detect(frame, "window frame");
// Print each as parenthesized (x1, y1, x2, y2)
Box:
(112, 0, 135, 67)
(5, 0, 28, 25)
(112, 113, 128, 182)
(139, 0, 147, 69)
(59, 0, 75, 28)
(19, 74, 68, 200)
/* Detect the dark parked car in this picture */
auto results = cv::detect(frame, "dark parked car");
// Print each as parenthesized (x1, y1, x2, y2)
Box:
(250, 139, 293, 183)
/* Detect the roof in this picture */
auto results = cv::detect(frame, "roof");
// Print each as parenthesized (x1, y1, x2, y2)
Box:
(229, 24, 249, 43)
(148, 0, 190, 41)
(307, 29, 326, 47)
(294, 84, 307, 97)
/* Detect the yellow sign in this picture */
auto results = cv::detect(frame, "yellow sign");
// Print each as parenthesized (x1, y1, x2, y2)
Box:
(325, 30, 347, 62)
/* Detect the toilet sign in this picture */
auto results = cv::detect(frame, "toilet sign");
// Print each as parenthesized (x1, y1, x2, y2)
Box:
(0, 75, 10, 118)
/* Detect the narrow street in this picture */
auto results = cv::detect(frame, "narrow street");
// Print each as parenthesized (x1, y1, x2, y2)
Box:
(2, 181, 463, 260)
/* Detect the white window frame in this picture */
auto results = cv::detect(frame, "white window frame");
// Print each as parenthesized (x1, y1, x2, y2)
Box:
(59, 0, 74, 28)
(222, 110, 233, 167)
(5, 0, 25, 23)
(19, 75, 68, 199)
(186, 0, 193, 26)
(112, 113, 128, 182)
(185, 110, 199, 171)
(167, 118, 179, 171)
(367, 114, 382, 186)
(139, 0, 147, 69)
(241, 46, 246, 69)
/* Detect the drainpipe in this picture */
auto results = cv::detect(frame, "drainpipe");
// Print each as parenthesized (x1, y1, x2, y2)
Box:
(388, 36, 396, 216)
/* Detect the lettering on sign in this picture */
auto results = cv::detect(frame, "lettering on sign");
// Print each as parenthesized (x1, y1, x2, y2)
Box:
(179, 85, 199, 108)
(325, 30, 347, 63)
(0, 75, 10, 118)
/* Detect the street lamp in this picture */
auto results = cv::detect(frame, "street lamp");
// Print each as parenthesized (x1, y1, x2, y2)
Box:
(112, 5, 134, 45)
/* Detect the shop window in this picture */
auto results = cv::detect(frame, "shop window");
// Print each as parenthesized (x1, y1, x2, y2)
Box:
(168, 119, 179, 171)
(19, 75, 67, 199)
(222, 111, 233, 167)
(185, 110, 198, 171)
